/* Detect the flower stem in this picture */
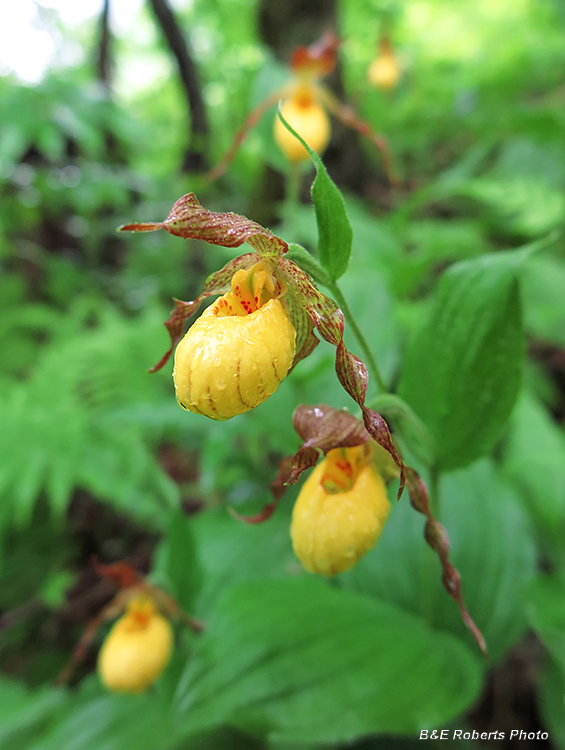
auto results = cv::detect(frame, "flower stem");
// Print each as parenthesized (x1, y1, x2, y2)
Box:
(327, 281, 388, 394)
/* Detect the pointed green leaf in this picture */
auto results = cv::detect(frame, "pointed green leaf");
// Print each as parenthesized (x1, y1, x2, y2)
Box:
(398, 249, 528, 470)
(277, 107, 352, 281)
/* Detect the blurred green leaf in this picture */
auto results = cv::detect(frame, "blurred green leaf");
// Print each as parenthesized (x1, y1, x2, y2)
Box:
(0, 678, 64, 748)
(30, 685, 169, 750)
(191, 507, 297, 618)
(38, 571, 74, 609)
(461, 176, 565, 237)
(398, 249, 528, 470)
(174, 578, 482, 744)
(538, 657, 565, 750)
(502, 392, 565, 545)
(153, 508, 202, 613)
(276, 107, 352, 281)
(522, 254, 565, 347)
(526, 574, 565, 675)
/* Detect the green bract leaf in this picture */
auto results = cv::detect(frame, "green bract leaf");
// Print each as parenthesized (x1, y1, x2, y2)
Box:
(277, 106, 352, 281)
(398, 249, 528, 471)
(173, 578, 481, 744)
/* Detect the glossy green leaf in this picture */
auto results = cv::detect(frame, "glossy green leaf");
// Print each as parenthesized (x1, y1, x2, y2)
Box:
(398, 249, 527, 470)
(342, 460, 536, 660)
(174, 578, 481, 744)
(276, 107, 352, 281)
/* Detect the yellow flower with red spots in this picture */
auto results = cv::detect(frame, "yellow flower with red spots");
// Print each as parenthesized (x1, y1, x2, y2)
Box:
(173, 261, 296, 420)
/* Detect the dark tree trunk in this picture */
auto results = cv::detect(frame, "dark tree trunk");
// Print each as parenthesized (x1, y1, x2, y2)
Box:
(97, 0, 112, 88)
(148, 0, 209, 172)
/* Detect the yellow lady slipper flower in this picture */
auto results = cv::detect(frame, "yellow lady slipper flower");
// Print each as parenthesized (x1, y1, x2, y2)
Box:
(98, 596, 173, 694)
(368, 37, 401, 91)
(173, 260, 296, 420)
(274, 85, 331, 162)
(291, 443, 390, 576)
(368, 52, 401, 90)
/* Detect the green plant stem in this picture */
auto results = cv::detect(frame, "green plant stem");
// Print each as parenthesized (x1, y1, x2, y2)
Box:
(327, 281, 388, 394)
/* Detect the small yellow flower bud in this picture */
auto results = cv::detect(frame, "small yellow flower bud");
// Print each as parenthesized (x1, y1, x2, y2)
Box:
(98, 597, 173, 694)
(367, 53, 401, 91)
(174, 261, 296, 420)
(291, 444, 390, 576)
(274, 86, 331, 162)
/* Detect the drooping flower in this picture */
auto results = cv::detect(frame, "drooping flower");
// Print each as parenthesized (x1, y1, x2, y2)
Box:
(235, 402, 488, 658)
(120, 193, 377, 422)
(98, 595, 173, 694)
(173, 260, 296, 419)
(56, 559, 203, 689)
(274, 85, 331, 162)
(206, 34, 397, 184)
(120, 197, 488, 658)
(367, 36, 401, 91)
(291, 442, 390, 575)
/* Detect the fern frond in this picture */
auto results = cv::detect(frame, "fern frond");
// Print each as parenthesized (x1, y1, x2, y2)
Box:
(0, 302, 195, 532)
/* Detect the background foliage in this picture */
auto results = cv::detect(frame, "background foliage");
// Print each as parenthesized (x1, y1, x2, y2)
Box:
(2, 0, 565, 747)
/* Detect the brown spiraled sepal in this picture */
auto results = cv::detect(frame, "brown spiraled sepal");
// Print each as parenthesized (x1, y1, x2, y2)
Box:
(405, 467, 489, 659)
